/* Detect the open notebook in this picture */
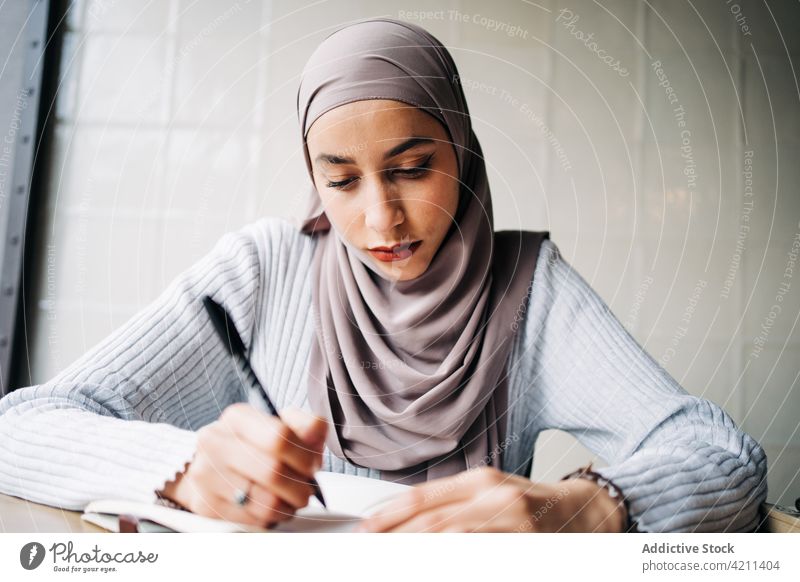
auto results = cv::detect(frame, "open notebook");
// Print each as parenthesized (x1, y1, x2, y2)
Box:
(81, 471, 410, 533)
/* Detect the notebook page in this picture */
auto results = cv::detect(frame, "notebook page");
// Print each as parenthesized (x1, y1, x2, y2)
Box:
(81, 472, 410, 532)
(305, 471, 411, 517)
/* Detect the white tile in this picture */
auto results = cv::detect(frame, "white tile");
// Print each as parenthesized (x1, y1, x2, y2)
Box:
(457, 45, 550, 124)
(635, 236, 744, 338)
(259, 15, 310, 204)
(84, 0, 172, 34)
(55, 32, 81, 121)
(740, 342, 800, 450)
(701, 234, 748, 320)
(172, 34, 263, 127)
(267, 0, 383, 52)
(646, 0, 736, 54)
(46, 125, 73, 211)
(255, 124, 317, 221)
(550, 40, 640, 142)
(28, 304, 65, 386)
(176, 0, 262, 41)
(742, 239, 800, 339)
(737, 145, 800, 246)
(28, 304, 138, 386)
(382, 0, 463, 44)
(45, 212, 161, 307)
(744, 55, 800, 146)
(53, 126, 167, 212)
(65, 0, 86, 31)
(163, 128, 256, 224)
(77, 35, 169, 124)
(640, 141, 742, 242)
(741, 0, 800, 55)
(457, 0, 552, 47)
(472, 124, 546, 231)
(549, 0, 641, 143)
(262, 39, 308, 137)
(551, 0, 641, 54)
(644, 52, 741, 148)
(761, 443, 800, 508)
(152, 217, 244, 292)
(544, 130, 641, 238)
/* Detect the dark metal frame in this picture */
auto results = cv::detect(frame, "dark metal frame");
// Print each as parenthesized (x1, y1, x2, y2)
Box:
(0, 0, 55, 396)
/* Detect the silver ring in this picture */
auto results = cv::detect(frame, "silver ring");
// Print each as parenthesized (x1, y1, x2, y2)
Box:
(233, 484, 251, 507)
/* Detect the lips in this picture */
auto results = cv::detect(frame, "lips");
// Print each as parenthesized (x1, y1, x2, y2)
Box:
(368, 240, 422, 262)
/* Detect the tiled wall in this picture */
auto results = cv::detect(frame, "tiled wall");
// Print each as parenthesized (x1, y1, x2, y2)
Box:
(31, 0, 799, 507)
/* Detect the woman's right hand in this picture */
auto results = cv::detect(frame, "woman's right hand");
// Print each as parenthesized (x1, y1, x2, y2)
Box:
(158, 403, 328, 527)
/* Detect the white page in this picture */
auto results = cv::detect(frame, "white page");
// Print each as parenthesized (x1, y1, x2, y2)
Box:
(271, 472, 411, 533)
(305, 471, 410, 516)
(81, 472, 410, 533)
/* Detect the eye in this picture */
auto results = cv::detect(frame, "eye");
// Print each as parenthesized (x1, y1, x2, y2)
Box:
(325, 176, 359, 190)
(389, 153, 434, 179)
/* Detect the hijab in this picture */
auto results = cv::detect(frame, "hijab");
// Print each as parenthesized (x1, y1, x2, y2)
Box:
(295, 17, 548, 484)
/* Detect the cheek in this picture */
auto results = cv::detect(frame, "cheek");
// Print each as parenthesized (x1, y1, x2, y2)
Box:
(317, 191, 364, 237)
(318, 189, 348, 219)
(419, 173, 459, 220)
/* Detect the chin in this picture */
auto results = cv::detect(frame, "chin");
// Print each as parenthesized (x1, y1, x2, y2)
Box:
(377, 258, 429, 282)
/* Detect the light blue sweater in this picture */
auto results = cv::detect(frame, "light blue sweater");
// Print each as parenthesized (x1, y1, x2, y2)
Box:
(0, 217, 768, 531)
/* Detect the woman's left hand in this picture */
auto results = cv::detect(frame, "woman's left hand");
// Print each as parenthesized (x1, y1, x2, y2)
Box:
(357, 467, 626, 532)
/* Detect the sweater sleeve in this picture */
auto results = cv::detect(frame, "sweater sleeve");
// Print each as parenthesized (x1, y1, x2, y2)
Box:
(519, 239, 768, 532)
(0, 218, 282, 511)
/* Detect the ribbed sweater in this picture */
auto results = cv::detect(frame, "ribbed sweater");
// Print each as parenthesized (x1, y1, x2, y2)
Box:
(0, 217, 768, 532)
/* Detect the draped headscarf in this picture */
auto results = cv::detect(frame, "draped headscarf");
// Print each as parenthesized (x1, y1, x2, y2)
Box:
(296, 17, 548, 484)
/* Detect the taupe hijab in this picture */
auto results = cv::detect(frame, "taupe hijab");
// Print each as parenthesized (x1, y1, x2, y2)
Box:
(296, 18, 548, 484)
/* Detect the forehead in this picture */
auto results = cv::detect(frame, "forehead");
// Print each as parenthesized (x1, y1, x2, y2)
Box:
(306, 99, 445, 154)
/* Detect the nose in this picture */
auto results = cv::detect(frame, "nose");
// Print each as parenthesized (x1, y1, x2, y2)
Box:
(363, 179, 404, 233)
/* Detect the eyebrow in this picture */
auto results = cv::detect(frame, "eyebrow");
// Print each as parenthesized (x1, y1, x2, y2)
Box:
(314, 137, 435, 166)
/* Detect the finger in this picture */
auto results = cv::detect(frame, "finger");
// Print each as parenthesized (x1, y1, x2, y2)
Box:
(188, 478, 265, 527)
(205, 492, 274, 528)
(207, 476, 298, 527)
(229, 455, 315, 509)
(219, 436, 309, 489)
(238, 482, 297, 525)
(226, 407, 321, 478)
(387, 504, 468, 533)
(382, 492, 528, 533)
(376, 501, 512, 533)
(362, 470, 486, 532)
(280, 407, 328, 450)
(196, 446, 314, 511)
(217, 473, 296, 524)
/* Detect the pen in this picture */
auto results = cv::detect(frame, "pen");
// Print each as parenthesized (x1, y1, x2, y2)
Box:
(201, 295, 327, 508)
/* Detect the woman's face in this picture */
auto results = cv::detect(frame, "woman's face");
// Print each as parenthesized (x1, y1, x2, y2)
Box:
(305, 99, 460, 281)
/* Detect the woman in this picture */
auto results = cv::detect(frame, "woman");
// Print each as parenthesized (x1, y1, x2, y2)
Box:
(0, 18, 766, 533)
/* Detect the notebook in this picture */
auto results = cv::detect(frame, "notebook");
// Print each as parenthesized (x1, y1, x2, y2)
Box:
(81, 471, 410, 533)
(758, 502, 800, 533)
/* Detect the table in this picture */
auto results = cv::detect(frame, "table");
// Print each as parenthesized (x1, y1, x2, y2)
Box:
(0, 492, 105, 533)
(0, 492, 795, 533)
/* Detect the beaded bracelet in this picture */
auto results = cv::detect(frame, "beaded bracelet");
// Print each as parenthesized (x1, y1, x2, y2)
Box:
(561, 462, 640, 533)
